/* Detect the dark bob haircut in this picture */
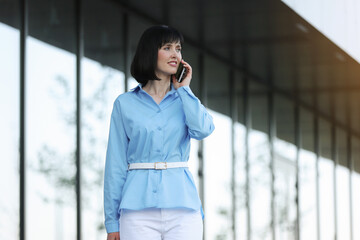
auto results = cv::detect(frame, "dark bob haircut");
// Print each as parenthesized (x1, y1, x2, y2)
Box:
(131, 25, 184, 85)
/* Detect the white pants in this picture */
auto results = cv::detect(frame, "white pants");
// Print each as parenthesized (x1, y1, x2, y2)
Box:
(119, 208, 203, 240)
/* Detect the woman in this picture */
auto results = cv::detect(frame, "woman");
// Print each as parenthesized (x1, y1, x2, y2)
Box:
(104, 25, 215, 240)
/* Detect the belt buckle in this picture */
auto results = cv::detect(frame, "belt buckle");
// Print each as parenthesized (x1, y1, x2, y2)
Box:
(154, 162, 167, 170)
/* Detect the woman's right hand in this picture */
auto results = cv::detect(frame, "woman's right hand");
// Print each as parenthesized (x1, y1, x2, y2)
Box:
(107, 232, 120, 240)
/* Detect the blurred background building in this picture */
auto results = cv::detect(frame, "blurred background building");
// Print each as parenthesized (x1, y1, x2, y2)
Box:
(1, 0, 360, 239)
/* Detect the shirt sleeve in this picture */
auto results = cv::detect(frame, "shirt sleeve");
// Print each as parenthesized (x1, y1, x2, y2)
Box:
(177, 85, 215, 140)
(104, 99, 129, 233)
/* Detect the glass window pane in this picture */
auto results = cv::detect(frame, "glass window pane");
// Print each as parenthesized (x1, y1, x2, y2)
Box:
(318, 119, 335, 240)
(204, 57, 232, 239)
(352, 137, 360, 240)
(249, 82, 271, 239)
(26, 0, 76, 238)
(82, 0, 125, 238)
(235, 121, 247, 239)
(336, 129, 350, 239)
(299, 108, 317, 240)
(204, 110, 232, 240)
(274, 95, 297, 239)
(0, 0, 20, 238)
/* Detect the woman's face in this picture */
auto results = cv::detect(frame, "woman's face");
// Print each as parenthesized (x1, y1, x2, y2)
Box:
(155, 41, 182, 79)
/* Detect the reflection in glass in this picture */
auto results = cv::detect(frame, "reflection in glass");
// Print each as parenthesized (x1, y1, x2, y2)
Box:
(299, 109, 317, 240)
(249, 91, 271, 240)
(0, 22, 20, 240)
(336, 130, 350, 239)
(318, 120, 334, 240)
(274, 139, 297, 239)
(26, 37, 76, 239)
(26, 0, 76, 238)
(204, 110, 232, 240)
(82, 1, 125, 238)
(299, 149, 317, 239)
(235, 122, 247, 239)
(274, 96, 296, 239)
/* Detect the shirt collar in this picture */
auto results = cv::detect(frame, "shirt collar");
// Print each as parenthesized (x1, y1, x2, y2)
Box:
(130, 84, 141, 92)
(131, 82, 177, 96)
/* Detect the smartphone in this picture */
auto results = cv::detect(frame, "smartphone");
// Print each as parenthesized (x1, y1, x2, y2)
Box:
(174, 62, 186, 83)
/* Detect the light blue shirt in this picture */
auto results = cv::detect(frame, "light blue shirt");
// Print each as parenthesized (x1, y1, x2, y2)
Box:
(104, 83, 215, 233)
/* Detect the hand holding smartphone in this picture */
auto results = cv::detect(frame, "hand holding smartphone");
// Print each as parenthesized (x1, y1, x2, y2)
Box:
(174, 62, 187, 83)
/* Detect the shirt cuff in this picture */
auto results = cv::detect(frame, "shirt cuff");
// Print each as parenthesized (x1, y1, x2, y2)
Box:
(105, 221, 119, 233)
(176, 86, 197, 100)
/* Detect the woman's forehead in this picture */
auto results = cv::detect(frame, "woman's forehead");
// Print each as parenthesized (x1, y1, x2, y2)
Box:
(162, 41, 181, 47)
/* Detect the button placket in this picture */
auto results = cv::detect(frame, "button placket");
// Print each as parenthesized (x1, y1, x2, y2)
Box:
(153, 109, 164, 155)
(156, 108, 165, 156)
(151, 170, 160, 194)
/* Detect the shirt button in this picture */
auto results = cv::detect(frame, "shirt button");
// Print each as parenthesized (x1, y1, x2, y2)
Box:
(153, 190, 157, 193)
(157, 127, 162, 131)
(156, 149, 161, 153)
(157, 110, 161, 113)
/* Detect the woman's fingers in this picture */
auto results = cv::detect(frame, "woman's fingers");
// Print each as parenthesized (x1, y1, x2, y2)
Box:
(181, 59, 192, 79)
(179, 59, 192, 84)
(172, 59, 192, 90)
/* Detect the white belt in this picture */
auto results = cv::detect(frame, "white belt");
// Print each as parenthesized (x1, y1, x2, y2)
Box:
(128, 162, 188, 170)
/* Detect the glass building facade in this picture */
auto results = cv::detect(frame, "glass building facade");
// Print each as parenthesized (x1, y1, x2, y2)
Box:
(1, 0, 360, 240)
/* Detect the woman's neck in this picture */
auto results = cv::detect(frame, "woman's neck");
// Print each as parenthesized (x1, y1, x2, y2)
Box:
(143, 78, 171, 97)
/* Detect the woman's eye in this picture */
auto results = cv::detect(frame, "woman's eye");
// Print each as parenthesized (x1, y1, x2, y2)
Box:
(176, 48, 181, 52)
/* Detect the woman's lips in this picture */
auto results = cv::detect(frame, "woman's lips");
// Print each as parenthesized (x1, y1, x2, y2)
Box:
(168, 61, 177, 67)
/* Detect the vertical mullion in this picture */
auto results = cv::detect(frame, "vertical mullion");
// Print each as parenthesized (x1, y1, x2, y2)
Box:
(312, 54, 320, 240)
(196, 1, 205, 239)
(314, 113, 320, 240)
(228, 17, 237, 235)
(123, 13, 129, 92)
(268, 89, 276, 240)
(345, 64, 353, 240)
(19, 0, 27, 239)
(197, 52, 205, 240)
(241, 45, 251, 240)
(329, 62, 338, 239)
(243, 73, 251, 240)
(75, 0, 83, 239)
(230, 67, 237, 240)
(332, 124, 337, 240)
(329, 68, 337, 240)
(295, 102, 300, 240)
(348, 134, 353, 240)
(292, 33, 300, 240)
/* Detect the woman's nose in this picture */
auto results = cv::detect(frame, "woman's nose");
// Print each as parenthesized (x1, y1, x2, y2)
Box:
(171, 49, 180, 58)
(170, 49, 177, 56)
